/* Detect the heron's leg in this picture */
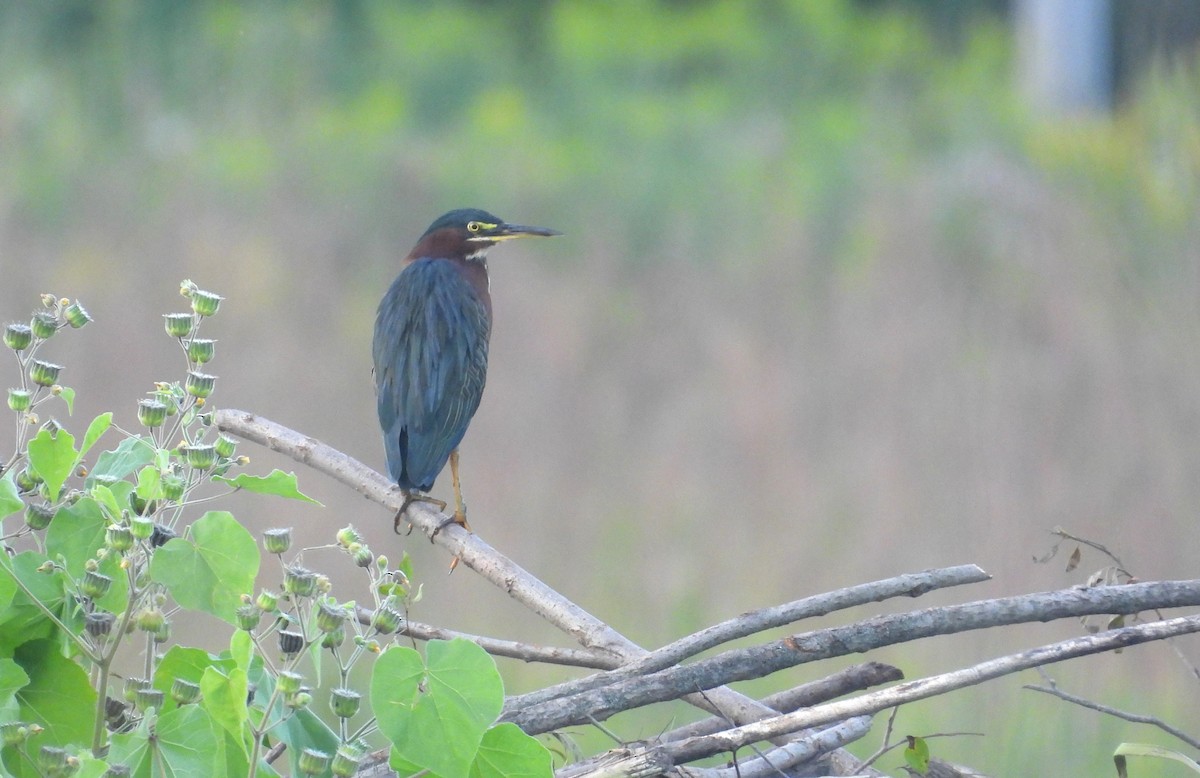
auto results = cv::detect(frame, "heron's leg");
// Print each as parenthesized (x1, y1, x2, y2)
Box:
(393, 490, 447, 535)
(449, 449, 471, 531)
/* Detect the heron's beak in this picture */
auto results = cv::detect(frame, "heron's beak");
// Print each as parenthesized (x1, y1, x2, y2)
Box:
(494, 223, 562, 240)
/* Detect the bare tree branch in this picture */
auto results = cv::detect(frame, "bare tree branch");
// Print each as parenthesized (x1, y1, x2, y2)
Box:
(708, 717, 874, 778)
(504, 580, 1200, 733)
(1024, 679, 1200, 751)
(662, 614, 1200, 764)
(660, 663, 903, 743)
(511, 566, 988, 710)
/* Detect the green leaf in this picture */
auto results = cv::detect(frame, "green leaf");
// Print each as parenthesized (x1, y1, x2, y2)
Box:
(154, 646, 236, 714)
(0, 552, 66, 652)
(372, 639, 505, 778)
(471, 723, 553, 778)
(200, 665, 250, 744)
(135, 465, 162, 501)
(904, 735, 930, 775)
(0, 471, 23, 520)
(78, 412, 112, 461)
(57, 386, 75, 415)
(27, 426, 77, 503)
(1114, 743, 1200, 775)
(14, 639, 97, 750)
(229, 630, 252, 673)
(0, 657, 31, 722)
(108, 703, 227, 778)
(88, 436, 156, 485)
(213, 470, 322, 505)
(149, 511, 259, 623)
(45, 498, 129, 612)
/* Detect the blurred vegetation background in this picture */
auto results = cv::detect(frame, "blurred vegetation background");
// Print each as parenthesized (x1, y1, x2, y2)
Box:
(1, 0, 1199, 774)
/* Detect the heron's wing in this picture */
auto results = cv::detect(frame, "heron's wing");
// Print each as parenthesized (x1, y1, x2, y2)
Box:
(373, 258, 490, 491)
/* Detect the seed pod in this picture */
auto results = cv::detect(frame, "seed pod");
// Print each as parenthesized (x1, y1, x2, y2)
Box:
(297, 748, 330, 777)
(163, 313, 193, 339)
(4, 323, 33, 351)
(183, 444, 216, 470)
(24, 504, 54, 531)
(134, 687, 165, 713)
(64, 301, 92, 329)
(137, 400, 168, 428)
(85, 611, 115, 637)
(184, 371, 216, 399)
(189, 290, 224, 317)
(80, 570, 113, 599)
(329, 688, 361, 719)
(170, 679, 201, 705)
(278, 630, 304, 656)
(29, 360, 63, 388)
(262, 527, 292, 555)
(30, 311, 57, 340)
(187, 338, 216, 364)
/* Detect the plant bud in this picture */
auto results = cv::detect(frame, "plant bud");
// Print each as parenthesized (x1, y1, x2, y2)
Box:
(64, 301, 91, 329)
(184, 371, 216, 399)
(183, 444, 216, 470)
(330, 749, 362, 778)
(255, 589, 279, 612)
(29, 360, 62, 388)
(277, 671, 303, 695)
(104, 766, 131, 778)
(187, 338, 216, 364)
(336, 526, 361, 547)
(371, 607, 402, 635)
(163, 313, 193, 339)
(262, 527, 291, 555)
(170, 679, 201, 705)
(316, 601, 348, 633)
(81, 570, 113, 599)
(0, 721, 27, 747)
(24, 504, 54, 531)
(123, 677, 149, 703)
(136, 608, 165, 633)
(353, 545, 374, 568)
(134, 687, 165, 713)
(160, 475, 185, 502)
(329, 688, 361, 719)
(278, 629, 304, 656)
(4, 324, 33, 351)
(214, 434, 236, 459)
(130, 515, 154, 540)
(286, 691, 311, 710)
(7, 388, 31, 412)
(297, 748, 330, 777)
(85, 611, 115, 637)
(321, 626, 346, 649)
(137, 399, 168, 428)
(283, 566, 317, 598)
(236, 604, 262, 632)
(30, 311, 57, 340)
(189, 289, 224, 317)
(152, 619, 171, 643)
(105, 525, 135, 553)
(37, 746, 69, 774)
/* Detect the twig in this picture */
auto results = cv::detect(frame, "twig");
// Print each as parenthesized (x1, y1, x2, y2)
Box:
(659, 663, 903, 743)
(1024, 680, 1200, 751)
(511, 566, 988, 709)
(504, 580, 1200, 733)
(855, 706, 900, 771)
(708, 717, 874, 778)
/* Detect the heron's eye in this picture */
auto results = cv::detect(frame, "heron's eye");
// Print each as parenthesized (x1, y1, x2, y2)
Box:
(467, 221, 482, 233)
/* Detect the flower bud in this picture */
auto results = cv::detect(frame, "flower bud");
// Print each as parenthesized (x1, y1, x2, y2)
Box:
(189, 289, 224, 317)
(331, 749, 362, 778)
(130, 515, 154, 540)
(236, 604, 261, 632)
(136, 608, 165, 633)
(163, 313, 193, 339)
(298, 748, 330, 777)
(283, 566, 317, 598)
(81, 570, 113, 599)
(29, 360, 62, 388)
(277, 671, 303, 695)
(285, 691, 311, 710)
(152, 619, 171, 643)
(160, 475, 185, 502)
(105, 525, 135, 553)
(123, 677, 149, 703)
(321, 626, 346, 649)
(262, 527, 292, 555)
(170, 679, 201, 705)
(7, 388, 31, 412)
(85, 611, 115, 637)
(4, 324, 33, 351)
(14, 469, 37, 492)
(371, 607, 402, 635)
(353, 545, 374, 568)
(30, 311, 57, 340)
(64, 301, 92, 329)
(329, 688, 361, 719)
(278, 630, 304, 656)
(185, 371, 216, 399)
(336, 526, 361, 547)
(24, 504, 54, 531)
(0, 721, 28, 748)
(255, 589, 279, 612)
(134, 687, 165, 713)
(183, 444, 216, 470)
(214, 434, 236, 459)
(316, 601, 348, 633)
(137, 399, 168, 428)
(187, 338, 216, 364)
(37, 746, 69, 774)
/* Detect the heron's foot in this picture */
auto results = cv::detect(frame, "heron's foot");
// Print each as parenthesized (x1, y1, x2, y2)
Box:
(392, 491, 447, 535)
(430, 504, 471, 541)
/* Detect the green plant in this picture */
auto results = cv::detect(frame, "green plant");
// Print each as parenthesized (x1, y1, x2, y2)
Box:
(0, 285, 549, 777)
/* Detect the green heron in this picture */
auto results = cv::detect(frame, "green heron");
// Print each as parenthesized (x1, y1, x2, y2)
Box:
(373, 208, 560, 534)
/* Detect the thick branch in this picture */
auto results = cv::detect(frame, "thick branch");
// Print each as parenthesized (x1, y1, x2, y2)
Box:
(510, 565, 987, 710)
(664, 614, 1200, 763)
(505, 580, 1200, 733)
